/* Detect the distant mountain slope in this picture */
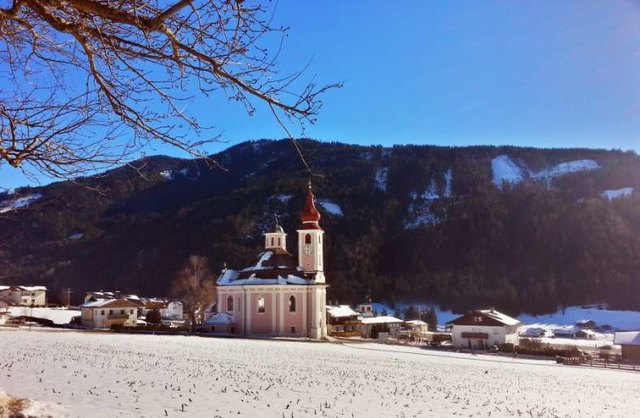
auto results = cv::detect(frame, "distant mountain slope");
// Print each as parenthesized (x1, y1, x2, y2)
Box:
(1, 139, 640, 314)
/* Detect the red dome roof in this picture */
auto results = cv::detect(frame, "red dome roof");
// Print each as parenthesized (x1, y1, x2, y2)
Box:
(300, 188, 322, 228)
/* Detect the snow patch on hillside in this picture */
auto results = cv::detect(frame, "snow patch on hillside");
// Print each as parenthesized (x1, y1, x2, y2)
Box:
(443, 168, 453, 197)
(374, 167, 388, 191)
(68, 232, 84, 240)
(159, 167, 199, 180)
(492, 154, 601, 188)
(532, 159, 600, 180)
(0, 193, 42, 213)
(270, 194, 293, 203)
(603, 187, 634, 200)
(317, 199, 343, 216)
(492, 155, 526, 187)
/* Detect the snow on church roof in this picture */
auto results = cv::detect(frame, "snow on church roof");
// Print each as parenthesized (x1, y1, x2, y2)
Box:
(217, 249, 315, 286)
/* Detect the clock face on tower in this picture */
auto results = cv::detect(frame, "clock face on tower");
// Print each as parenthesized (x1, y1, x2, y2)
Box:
(303, 245, 313, 256)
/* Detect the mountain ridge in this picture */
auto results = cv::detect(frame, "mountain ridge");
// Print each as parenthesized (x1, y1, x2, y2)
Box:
(1, 139, 639, 315)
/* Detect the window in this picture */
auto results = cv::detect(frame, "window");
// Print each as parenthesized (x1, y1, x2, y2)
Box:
(474, 316, 482, 323)
(270, 237, 274, 246)
(290, 326, 296, 334)
(278, 237, 281, 246)
(318, 235, 321, 244)
(109, 310, 113, 315)
(101, 310, 105, 315)
(289, 295, 296, 312)
(305, 233, 311, 244)
(130, 310, 134, 315)
(257, 296, 265, 313)
(120, 310, 125, 315)
(227, 296, 234, 312)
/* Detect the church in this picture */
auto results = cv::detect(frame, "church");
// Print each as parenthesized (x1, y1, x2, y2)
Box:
(206, 185, 328, 339)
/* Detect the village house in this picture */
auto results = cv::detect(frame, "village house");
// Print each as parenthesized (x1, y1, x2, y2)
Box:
(80, 298, 140, 329)
(206, 185, 328, 339)
(0, 285, 47, 307)
(355, 303, 375, 318)
(360, 315, 403, 338)
(140, 299, 184, 321)
(575, 319, 596, 329)
(448, 308, 521, 349)
(614, 331, 640, 362)
(326, 305, 362, 336)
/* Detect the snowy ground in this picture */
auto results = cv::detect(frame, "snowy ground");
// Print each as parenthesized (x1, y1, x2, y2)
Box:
(1, 329, 640, 417)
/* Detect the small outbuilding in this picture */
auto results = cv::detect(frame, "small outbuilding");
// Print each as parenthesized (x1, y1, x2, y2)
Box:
(614, 331, 640, 362)
(448, 308, 521, 349)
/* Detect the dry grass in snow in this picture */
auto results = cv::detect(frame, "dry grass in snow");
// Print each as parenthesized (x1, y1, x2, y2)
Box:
(0, 328, 639, 417)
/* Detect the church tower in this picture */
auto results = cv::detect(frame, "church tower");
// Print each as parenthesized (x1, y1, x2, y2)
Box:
(264, 220, 287, 251)
(297, 183, 325, 283)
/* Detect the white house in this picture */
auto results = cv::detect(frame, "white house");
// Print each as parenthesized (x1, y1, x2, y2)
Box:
(448, 309, 521, 349)
(80, 299, 140, 329)
(0, 286, 47, 307)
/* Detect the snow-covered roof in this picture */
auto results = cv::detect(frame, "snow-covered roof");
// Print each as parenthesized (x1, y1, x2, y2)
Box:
(448, 309, 521, 326)
(405, 319, 428, 326)
(217, 249, 315, 286)
(614, 331, 640, 346)
(477, 309, 520, 326)
(20, 286, 47, 291)
(0, 286, 9, 291)
(360, 316, 403, 325)
(80, 299, 140, 309)
(203, 312, 234, 325)
(326, 305, 359, 318)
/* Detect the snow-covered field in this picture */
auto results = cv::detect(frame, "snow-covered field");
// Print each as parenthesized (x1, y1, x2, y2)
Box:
(1, 329, 639, 417)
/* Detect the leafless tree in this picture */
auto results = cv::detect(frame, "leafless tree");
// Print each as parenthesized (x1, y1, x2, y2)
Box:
(0, 0, 338, 183)
(171, 254, 215, 331)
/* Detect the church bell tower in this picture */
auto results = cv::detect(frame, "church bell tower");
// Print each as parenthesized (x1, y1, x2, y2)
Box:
(297, 183, 325, 283)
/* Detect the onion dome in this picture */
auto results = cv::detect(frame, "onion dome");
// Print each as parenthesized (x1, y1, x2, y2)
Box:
(300, 183, 322, 229)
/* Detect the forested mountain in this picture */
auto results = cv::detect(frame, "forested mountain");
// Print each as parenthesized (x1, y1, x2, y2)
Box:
(1, 139, 640, 314)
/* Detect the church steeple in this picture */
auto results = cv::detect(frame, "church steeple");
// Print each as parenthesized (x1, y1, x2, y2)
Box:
(300, 181, 322, 230)
(297, 182, 325, 283)
(264, 217, 287, 251)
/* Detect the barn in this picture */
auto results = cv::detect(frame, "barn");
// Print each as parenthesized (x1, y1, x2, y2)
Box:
(614, 331, 640, 362)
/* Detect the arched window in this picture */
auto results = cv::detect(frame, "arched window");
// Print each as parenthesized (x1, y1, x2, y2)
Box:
(278, 237, 281, 247)
(270, 237, 274, 246)
(257, 296, 265, 313)
(227, 296, 233, 312)
(305, 233, 311, 244)
(289, 295, 296, 312)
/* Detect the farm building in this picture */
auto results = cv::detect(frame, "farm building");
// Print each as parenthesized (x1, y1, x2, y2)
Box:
(448, 309, 521, 349)
(326, 305, 362, 336)
(614, 331, 640, 361)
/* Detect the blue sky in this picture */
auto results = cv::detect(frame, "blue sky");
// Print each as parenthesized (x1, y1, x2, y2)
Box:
(3, 0, 640, 189)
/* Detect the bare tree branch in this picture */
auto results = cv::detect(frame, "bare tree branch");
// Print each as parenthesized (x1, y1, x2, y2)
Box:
(0, 0, 339, 183)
